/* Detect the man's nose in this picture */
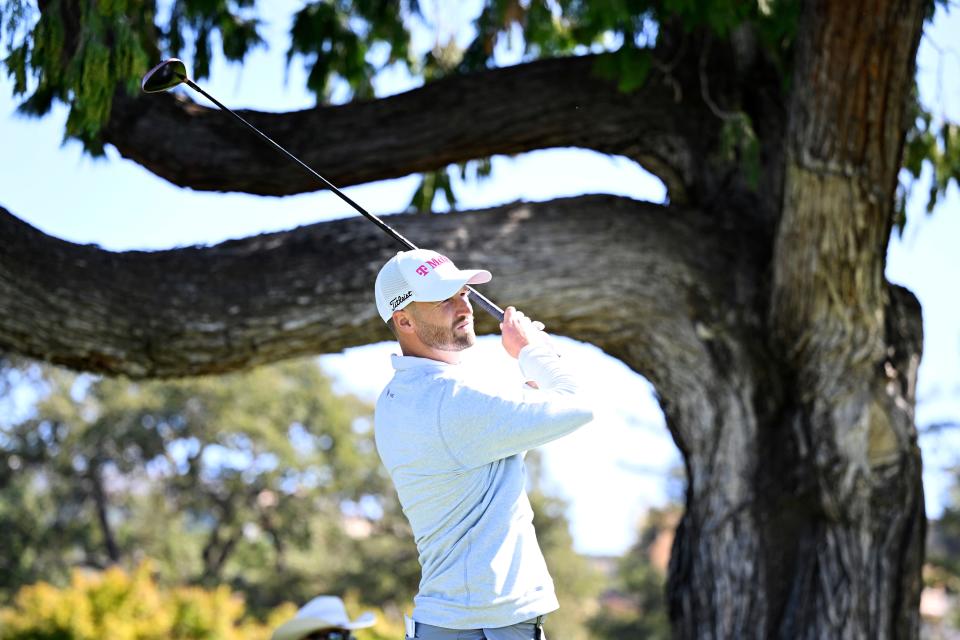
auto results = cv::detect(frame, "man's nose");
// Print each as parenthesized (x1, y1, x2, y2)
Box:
(456, 292, 473, 314)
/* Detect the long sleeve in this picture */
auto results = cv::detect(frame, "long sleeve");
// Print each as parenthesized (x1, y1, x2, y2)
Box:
(437, 344, 594, 468)
(517, 343, 580, 392)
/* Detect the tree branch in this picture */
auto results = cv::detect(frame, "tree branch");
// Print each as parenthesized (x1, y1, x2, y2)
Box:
(0, 196, 744, 380)
(104, 54, 709, 202)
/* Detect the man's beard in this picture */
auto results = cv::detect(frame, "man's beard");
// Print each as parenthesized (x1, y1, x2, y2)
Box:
(414, 315, 475, 352)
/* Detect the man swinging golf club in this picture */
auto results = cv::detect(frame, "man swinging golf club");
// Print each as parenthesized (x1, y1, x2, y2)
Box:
(373, 249, 594, 640)
(142, 58, 590, 637)
(141, 58, 593, 640)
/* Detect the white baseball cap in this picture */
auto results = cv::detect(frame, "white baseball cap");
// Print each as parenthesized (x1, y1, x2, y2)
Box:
(271, 595, 376, 640)
(374, 249, 492, 322)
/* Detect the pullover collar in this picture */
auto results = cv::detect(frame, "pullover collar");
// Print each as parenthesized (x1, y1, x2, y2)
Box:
(391, 353, 460, 372)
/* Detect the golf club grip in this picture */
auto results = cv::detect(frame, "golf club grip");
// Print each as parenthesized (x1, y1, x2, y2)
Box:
(468, 286, 504, 323)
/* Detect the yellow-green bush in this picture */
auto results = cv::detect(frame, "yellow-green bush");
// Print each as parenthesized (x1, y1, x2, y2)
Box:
(0, 562, 288, 640)
(0, 562, 404, 640)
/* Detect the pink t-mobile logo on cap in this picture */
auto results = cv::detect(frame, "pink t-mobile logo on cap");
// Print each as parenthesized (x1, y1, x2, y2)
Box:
(415, 255, 450, 276)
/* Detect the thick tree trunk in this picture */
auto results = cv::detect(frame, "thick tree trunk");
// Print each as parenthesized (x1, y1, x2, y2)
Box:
(665, 0, 927, 638)
(774, 0, 926, 636)
(664, 281, 924, 639)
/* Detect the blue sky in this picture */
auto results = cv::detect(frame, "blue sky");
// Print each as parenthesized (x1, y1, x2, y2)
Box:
(2, 3, 959, 556)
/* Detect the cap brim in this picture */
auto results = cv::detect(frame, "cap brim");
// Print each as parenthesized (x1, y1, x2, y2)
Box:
(272, 613, 376, 640)
(465, 269, 492, 286)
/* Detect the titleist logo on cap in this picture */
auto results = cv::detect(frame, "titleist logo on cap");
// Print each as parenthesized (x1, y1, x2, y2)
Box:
(391, 291, 413, 310)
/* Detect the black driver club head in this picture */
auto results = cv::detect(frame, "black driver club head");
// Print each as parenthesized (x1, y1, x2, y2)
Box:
(141, 58, 188, 93)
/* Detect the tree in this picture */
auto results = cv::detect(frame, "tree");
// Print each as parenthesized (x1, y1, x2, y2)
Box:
(0, 0, 949, 636)
(0, 357, 422, 614)
(591, 505, 678, 640)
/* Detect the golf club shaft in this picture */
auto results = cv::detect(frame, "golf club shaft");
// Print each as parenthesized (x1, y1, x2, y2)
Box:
(179, 76, 505, 323)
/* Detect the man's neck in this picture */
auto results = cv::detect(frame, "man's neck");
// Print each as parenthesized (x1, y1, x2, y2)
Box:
(399, 341, 464, 365)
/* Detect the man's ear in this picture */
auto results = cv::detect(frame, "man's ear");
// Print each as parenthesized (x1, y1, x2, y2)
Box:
(393, 309, 416, 334)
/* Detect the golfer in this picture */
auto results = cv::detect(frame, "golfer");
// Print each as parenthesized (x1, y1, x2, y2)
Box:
(373, 249, 594, 639)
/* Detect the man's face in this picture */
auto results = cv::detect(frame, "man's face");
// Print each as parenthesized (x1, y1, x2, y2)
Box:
(407, 286, 476, 351)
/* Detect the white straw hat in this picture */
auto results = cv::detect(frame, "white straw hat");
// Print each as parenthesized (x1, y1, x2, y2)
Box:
(271, 596, 376, 640)
(374, 249, 492, 323)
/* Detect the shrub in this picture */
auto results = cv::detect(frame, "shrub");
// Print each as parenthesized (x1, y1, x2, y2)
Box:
(0, 562, 282, 640)
(0, 562, 403, 640)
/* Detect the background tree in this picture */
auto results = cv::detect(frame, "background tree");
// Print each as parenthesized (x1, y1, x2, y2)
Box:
(590, 507, 676, 639)
(0, 357, 422, 615)
(1, 0, 955, 636)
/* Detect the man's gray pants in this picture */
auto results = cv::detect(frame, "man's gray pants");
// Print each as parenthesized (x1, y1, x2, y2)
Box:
(407, 618, 544, 639)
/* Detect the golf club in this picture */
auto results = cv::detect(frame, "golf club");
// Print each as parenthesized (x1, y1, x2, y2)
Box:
(141, 58, 504, 322)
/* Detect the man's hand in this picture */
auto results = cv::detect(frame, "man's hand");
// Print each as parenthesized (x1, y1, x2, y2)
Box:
(500, 306, 547, 359)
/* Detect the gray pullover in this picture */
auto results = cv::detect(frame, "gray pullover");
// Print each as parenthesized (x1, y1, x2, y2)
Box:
(374, 343, 594, 629)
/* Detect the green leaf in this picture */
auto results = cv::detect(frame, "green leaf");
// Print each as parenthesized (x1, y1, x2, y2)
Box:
(617, 46, 651, 93)
(5, 43, 30, 95)
(592, 52, 619, 83)
(407, 171, 435, 213)
(287, 0, 413, 103)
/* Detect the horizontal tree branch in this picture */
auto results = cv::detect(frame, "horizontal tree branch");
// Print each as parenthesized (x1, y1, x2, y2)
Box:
(104, 54, 711, 202)
(1, 195, 743, 380)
